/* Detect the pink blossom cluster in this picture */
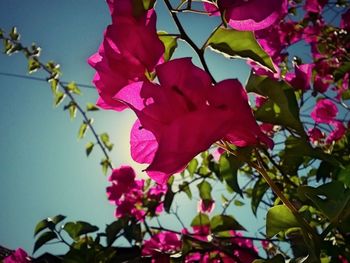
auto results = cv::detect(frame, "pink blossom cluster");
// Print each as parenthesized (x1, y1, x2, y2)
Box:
(89, 0, 275, 185)
(3, 248, 30, 263)
(106, 166, 166, 220)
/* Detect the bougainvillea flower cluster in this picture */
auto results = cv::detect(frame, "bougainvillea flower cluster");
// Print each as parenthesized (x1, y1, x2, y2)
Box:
(88, 0, 164, 111)
(117, 58, 273, 184)
(106, 166, 166, 220)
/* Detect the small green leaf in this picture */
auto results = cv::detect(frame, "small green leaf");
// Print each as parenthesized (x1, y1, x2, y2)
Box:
(63, 221, 99, 241)
(298, 181, 350, 223)
(9, 27, 20, 41)
(219, 155, 243, 196)
(179, 181, 192, 199)
(34, 219, 49, 237)
(78, 120, 92, 139)
(210, 215, 245, 233)
(33, 231, 58, 254)
(124, 222, 142, 243)
(54, 91, 65, 107)
(164, 188, 175, 213)
(251, 178, 269, 215)
(197, 180, 212, 201)
(49, 78, 58, 94)
(85, 142, 94, 157)
(106, 219, 127, 246)
(246, 74, 303, 132)
(100, 158, 111, 175)
(100, 133, 114, 151)
(266, 205, 299, 238)
(206, 27, 275, 71)
(338, 164, 350, 187)
(86, 102, 99, 111)
(187, 158, 198, 177)
(234, 200, 245, 206)
(67, 82, 81, 95)
(158, 31, 178, 62)
(64, 102, 77, 120)
(28, 58, 40, 73)
(191, 213, 210, 227)
(50, 215, 66, 225)
(334, 62, 350, 81)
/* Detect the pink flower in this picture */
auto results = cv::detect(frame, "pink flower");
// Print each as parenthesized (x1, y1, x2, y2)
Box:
(117, 58, 273, 184)
(260, 123, 275, 137)
(217, 0, 287, 31)
(142, 232, 181, 263)
(285, 63, 314, 91)
(106, 166, 136, 201)
(326, 121, 346, 144)
(310, 99, 338, 124)
(255, 95, 268, 108)
(308, 127, 325, 144)
(4, 248, 30, 263)
(197, 199, 215, 213)
(88, 0, 164, 111)
(304, 0, 328, 13)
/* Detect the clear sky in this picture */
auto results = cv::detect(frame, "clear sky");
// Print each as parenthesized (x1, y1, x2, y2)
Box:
(0, 0, 260, 256)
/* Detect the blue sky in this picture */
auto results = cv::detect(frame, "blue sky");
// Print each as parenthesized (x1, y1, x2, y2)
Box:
(0, 0, 261, 256)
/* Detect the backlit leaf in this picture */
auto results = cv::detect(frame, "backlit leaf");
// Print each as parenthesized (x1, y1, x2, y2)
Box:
(266, 205, 299, 238)
(206, 27, 275, 71)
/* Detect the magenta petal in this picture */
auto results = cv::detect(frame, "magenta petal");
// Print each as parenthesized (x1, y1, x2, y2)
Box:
(220, 0, 287, 31)
(156, 58, 212, 108)
(146, 108, 233, 176)
(130, 119, 158, 164)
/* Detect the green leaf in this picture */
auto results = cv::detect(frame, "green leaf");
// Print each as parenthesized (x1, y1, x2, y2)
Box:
(164, 188, 175, 213)
(266, 205, 299, 238)
(64, 102, 77, 120)
(206, 27, 275, 71)
(187, 158, 198, 177)
(34, 219, 50, 237)
(85, 142, 94, 157)
(33, 231, 58, 254)
(298, 181, 350, 223)
(100, 133, 114, 151)
(124, 222, 142, 243)
(63, 221, 99, 241)
(197, 180, 212, 201)
(334, 62, 350, 81)
(28, 58, 40, 73)
(9, 27, 20, 41)
(50, 214, 66, 225)
(251, 177, 269, 215)
(106, 219, 126, 246)
(67, 82, 81, 95)
(158, 31, 178, 62)
(246, 74, 303, 132)
(191, 213, 210, 227)
(234, 200, 245, 206)
(86, 102, 99, 111)
(338, 164, 350, 187)
(210, 215, 245, 233)
(78, 119, 92, 139)
(54, 91, 65, 107)
(100, 158, 111, 175)
(219, 155, 243, 196)
(179, 181, 192, 199)
(279, 136, 314, 175)
(49, 78, 58, 94)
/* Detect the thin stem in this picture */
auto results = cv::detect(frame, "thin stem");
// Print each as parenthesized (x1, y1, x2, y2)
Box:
(4, 35, 114, 171)
(163, 0, 216, 84)
(253, 150, 318, 241)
